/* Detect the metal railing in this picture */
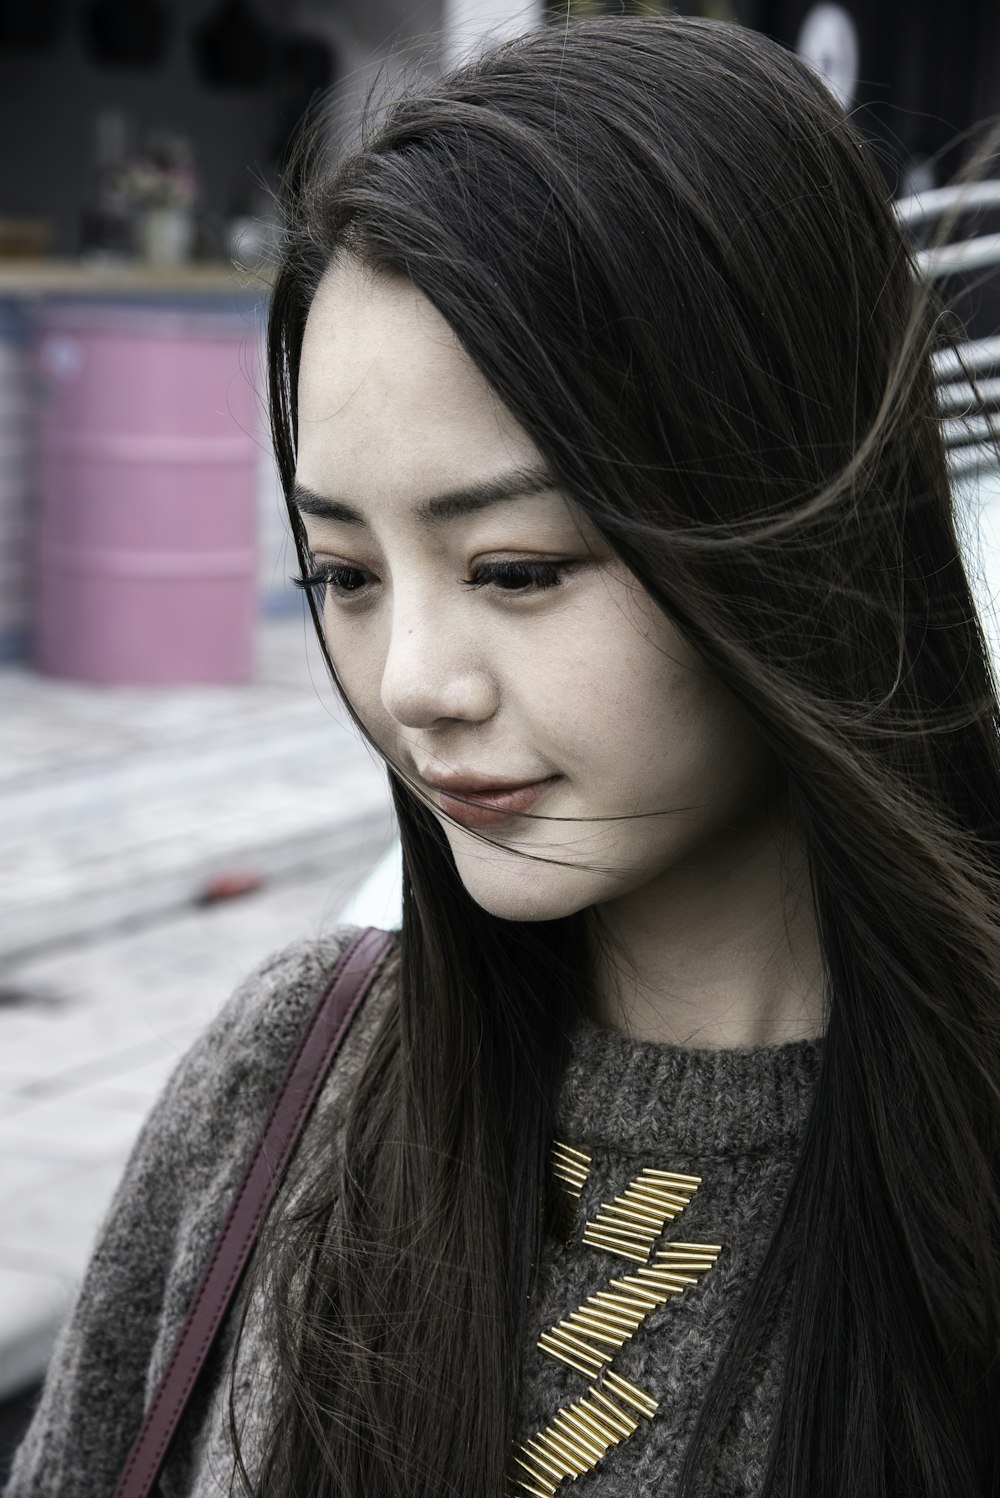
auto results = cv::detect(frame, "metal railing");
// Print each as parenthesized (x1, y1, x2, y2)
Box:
(896, 181, 1000, 477)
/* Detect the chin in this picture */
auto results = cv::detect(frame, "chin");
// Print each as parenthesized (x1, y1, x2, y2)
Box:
(447, 832, 619, 923)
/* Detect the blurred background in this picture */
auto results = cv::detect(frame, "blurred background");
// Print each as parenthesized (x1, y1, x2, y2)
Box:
(1, 0, 999, 1473)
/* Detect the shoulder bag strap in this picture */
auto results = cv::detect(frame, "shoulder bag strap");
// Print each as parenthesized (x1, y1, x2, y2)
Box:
(111, 924, 396, 1498)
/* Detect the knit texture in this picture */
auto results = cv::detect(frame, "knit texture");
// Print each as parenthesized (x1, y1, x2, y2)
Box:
(3, 928, 821, 1497)
(513, 1013, 819, 1496)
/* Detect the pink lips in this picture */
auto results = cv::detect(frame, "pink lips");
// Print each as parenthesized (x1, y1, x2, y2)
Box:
(423, 773, 559, 830)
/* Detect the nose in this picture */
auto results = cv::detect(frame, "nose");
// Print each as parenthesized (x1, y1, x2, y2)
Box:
(379, 591, 499, 730)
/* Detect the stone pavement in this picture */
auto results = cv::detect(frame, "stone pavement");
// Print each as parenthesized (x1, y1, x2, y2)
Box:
(0, 610, 391, 964)
(0, 611, 396, 1400)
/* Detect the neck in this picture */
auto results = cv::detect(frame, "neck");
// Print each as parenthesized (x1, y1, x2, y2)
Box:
(587, 796, 827, 1049)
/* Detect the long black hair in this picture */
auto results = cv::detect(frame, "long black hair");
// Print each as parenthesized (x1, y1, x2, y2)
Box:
(237, 16, 1000, 1496)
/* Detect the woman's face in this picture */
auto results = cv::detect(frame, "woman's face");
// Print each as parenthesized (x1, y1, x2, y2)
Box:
(295, 259, 777, 922)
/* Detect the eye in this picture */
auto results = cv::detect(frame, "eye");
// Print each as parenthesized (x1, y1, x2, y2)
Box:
(289, 562, 374, 599)
(290, 555, 573, 602)
(465, 559, 569, 593)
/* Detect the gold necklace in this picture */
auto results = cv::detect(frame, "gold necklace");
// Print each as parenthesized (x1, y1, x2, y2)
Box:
(508, 1141, 722, 1497)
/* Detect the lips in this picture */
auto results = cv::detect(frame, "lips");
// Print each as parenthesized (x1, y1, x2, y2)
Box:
(421, 772, 559, 830)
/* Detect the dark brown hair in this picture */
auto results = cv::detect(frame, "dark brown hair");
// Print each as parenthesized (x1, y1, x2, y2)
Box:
(237, 16, 1000, 1495)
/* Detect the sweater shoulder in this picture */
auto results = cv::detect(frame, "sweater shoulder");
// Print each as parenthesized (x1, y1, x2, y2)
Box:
(115, 926, 396, 1224)
(2, 924, 399, 1498)
(165, 925, 394, 1134)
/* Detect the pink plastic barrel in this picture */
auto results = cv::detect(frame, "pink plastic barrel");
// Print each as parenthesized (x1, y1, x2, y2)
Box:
(32, 302, 258, 684)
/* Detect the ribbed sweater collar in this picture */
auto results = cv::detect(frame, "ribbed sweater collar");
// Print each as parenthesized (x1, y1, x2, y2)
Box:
(554, 1014, 823, 1159)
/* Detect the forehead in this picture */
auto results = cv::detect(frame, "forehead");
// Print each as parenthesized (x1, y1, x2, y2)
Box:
(296, 259, 540, 497)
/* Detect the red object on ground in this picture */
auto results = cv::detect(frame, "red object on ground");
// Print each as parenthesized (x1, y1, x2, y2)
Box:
(195, 870, 265, 904)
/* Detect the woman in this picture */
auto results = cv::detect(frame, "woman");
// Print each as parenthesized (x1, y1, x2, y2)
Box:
(8, 15, 1000, 1498)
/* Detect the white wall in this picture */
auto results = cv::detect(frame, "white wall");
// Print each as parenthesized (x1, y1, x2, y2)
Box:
(441, 0, 544, 69)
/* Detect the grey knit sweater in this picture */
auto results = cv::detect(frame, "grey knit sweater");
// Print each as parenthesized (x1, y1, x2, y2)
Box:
(4, 925, 821, 1497)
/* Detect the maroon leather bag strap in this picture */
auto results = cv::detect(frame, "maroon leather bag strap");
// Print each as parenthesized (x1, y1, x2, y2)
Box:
(111, 924, 395, 1498)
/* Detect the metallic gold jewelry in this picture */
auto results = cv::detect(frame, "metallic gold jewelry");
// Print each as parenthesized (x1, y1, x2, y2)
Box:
(509, 1143, 723, 1497)
(581, 1167, 700, 1263)
(551, 1140, 593, 1204)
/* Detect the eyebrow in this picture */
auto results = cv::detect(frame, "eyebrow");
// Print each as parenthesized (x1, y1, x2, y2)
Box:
(290, 463, 559, 526)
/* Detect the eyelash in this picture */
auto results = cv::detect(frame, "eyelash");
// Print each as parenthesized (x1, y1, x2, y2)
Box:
(289, 558, 569, 600)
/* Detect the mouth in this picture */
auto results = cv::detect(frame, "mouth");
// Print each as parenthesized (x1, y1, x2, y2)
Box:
(422, 773, 560, 830)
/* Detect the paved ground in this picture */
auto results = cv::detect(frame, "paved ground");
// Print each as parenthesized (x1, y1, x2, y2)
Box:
(0, 611, 395, 1402)
(0, 609, 389, 963)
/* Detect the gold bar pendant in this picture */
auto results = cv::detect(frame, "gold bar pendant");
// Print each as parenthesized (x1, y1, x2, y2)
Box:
(567, 1305, 638, 1337)
(601, 1370, 660, 1420)
(654, 1256, 716, 1269)
(656, 1249, 720, 1262)
(632, 1265, 692, 1284)
(554, 1407, 613, 1460)
(584, 1248, 652, 1268)
(532, 1429, 586, 1479)
(582, 1233, 651, 1264)
(591, 1297, 656, 1327)
(552, 1142, 593, 1165)
(538, 1347, 601, 1380)
(627, 1178, 696, 1199)
(514, 1456, 562, 1492)
(514, 1480, 557, 1498)
(559, 1403, 618, 1454)
(585, 1232, 657, 1256)
(556, 1179, 588, 1194)
(553, 1151, 590, 1170)
(640, 1169, 702, 1186)
(533, 1423, 594, 1471)
(538, 1332, 606, 1378)
(512, 1464, 559, 1498)
(616, 1191, 686, 1213)
(584, 1390, 639, 1439)
(610, 1282, 670, 1306)
(587, 1216, 657, 1242)
(620, 1190, 690, 1213)
(599, 1205, 666, 1232)
(511, 1146, 727, 1497)
(584, 1221, 653, 1243)
(633, 1268, 698, 1289)
(520, 1439, 571, 1483)
(604, 1281, 663, 1309)
(554, 1159, 589, 1177)
(564, 1318, 627, 1350)
(570, 1300, 640, 1330)
(550, 1318, 619, 1354)
(562, 1315, 630, 1349)
(539, 1421, 595, 1469)
(545, 1322, 607, 1356)
(608, 1193, 671, 1217)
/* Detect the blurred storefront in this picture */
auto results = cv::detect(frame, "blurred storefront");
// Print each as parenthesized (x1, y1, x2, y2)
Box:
(1, 0, 998, 675)
(0, 0, 446, 674)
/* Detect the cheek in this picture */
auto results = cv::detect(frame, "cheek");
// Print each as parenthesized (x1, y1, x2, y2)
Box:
(518, 588, 678, 761)
(322, 615, 391, 740)
(635, 663, 773, 829)
(547, 598, 770, 813)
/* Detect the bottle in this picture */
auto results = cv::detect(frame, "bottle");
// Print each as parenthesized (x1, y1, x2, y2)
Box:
(79, 108, 135, 262)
